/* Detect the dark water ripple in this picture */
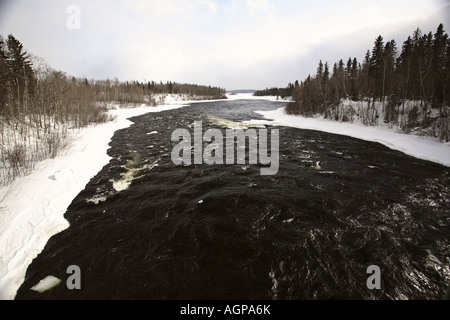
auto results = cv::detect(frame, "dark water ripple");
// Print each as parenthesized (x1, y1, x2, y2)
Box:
(16, 99, 450, 300)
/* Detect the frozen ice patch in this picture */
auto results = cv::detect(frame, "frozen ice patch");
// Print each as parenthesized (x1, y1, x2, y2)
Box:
(30, 275, 62, 293)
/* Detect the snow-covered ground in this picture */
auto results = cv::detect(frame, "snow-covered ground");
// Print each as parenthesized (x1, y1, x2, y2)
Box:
(1, 93, 448, 300)
(246, 107, 450, 167)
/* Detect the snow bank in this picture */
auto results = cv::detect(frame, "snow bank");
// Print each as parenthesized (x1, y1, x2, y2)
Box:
(0, 102, 190, 300)
(247, 108, 450, 167)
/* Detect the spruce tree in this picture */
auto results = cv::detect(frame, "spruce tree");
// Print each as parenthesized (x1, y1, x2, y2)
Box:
(362, 50, 371, 97)
(5, 35, 35, 107)
(370, 35, 385, 101)
(0, 36, 9, 117)
(382, 40, 397, 100)
(446, 37, 450, 107)
(432, 23, 448, 105)
(317, 60, 324, 79)
(396, 36, 413, 99)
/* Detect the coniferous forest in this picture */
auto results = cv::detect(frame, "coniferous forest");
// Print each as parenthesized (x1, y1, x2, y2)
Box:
(285, 24, 450, 142)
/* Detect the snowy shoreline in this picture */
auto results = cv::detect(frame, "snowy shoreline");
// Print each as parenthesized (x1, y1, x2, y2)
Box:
(0, 99, 195, 300)
(1, 93, 448, 300)
(246, 107, 450, 168)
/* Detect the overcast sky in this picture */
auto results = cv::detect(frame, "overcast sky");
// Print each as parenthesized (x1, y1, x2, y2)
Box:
(0, 0, 449, 90)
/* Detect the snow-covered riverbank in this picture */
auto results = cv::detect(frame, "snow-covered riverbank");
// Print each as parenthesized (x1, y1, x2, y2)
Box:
(247, 107, 450, 167)
(0, 102, 191, 300)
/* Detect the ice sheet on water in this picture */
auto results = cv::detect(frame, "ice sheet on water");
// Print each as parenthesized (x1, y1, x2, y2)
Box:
(30, 275, 61, 293)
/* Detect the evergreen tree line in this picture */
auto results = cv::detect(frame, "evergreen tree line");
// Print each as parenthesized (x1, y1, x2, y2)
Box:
(286, 24, 450, 142)
(146, 80, 226, 98)
(254, 83, 296, 99)
(0, 34, 226, 185)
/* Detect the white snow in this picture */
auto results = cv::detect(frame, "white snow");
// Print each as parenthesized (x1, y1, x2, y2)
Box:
(246, 107, 450, 167)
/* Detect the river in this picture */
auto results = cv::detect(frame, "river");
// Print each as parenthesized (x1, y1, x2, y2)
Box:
(15, 99, 450, 300)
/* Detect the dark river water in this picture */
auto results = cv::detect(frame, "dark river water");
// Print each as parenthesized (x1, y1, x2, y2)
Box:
(16, 99, 450, 300)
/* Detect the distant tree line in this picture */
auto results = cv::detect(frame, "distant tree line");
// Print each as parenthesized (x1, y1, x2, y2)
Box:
(0, 34, 227, 126)
(286, 24, 450, 142)
(0, 34, 226, 185)
(254, 82, 298, 98)
(146, 80, 226, 99)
